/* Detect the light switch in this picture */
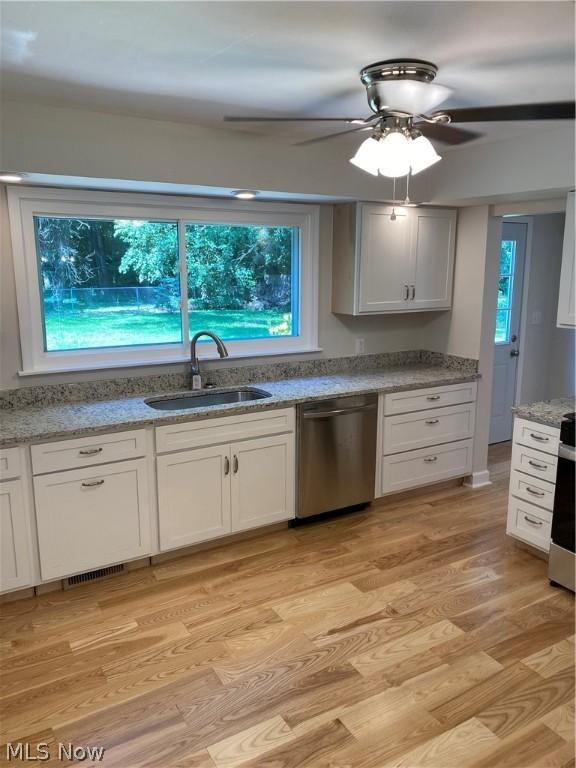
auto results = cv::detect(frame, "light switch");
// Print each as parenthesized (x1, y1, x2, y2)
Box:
(531, 310, 542, 325)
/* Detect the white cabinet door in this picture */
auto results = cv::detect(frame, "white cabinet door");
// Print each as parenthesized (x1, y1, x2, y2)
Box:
(557, 191, 575, 328)
(409, 208, 456, 310)
(34, 459, 151, 581)
(0, 479, 33, 592)
(357, 204, 411, 313)
(157, 445, 231, 551)
(231, 434, 295, 533)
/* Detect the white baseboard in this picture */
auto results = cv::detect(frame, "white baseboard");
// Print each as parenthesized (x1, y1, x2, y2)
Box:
(463, 470, 492, 489)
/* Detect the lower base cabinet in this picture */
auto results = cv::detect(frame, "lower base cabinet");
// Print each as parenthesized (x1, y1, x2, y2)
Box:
(381, 439, 473, 495)
(157, 432, 295, 551)
(34, 458, 151, 581)
(0, 479, 33, 592)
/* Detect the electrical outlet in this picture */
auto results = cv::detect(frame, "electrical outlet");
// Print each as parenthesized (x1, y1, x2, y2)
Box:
(355, 338, 365, 355)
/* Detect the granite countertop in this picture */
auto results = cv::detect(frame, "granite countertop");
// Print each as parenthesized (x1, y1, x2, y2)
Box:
(0, 365, 479, 447)
(513, 397, 575, 429)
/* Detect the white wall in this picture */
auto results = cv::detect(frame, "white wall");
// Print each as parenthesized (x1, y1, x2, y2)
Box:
(0, 187, 439, 389)
(518, 213, 575, 404)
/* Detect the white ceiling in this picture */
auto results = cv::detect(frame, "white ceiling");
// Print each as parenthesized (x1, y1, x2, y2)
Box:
(1, 1, 574, 148)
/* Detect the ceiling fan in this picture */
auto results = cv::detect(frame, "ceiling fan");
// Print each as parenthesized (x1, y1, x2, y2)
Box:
(224, 59, 575, 178)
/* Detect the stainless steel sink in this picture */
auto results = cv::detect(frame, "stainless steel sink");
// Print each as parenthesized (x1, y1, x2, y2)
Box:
(145, 387, 272, 411)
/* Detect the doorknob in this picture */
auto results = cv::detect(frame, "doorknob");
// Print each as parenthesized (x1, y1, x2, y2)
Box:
(510, 349, 519, 357)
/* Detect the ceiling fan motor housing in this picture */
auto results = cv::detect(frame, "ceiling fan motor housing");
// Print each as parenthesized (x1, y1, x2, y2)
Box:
(360, 59, 447, 116)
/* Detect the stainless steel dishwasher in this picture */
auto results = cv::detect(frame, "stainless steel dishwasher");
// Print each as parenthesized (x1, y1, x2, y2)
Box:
(297, 394, 378, 520)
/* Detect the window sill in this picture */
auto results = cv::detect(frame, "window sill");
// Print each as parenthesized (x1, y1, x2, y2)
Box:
(17, 347, 324, 377)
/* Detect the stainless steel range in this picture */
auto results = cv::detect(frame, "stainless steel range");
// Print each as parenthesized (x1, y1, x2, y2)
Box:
(549, 412, 575, 592)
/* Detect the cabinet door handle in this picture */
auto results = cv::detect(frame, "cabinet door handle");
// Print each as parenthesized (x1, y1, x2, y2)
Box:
(403, 284, 409, 300)
(426, 395, 441, 401)
(78, 447, 103, 456)
(530, 433, 549, 443)
(410, 284, 416, 300)
(224, 456, 230, 475)
(528, 459, 548, 471)
(424, 456, 438, 463)
(81, 479, 105, 488)
(526, 486, 545, 497)
(233, 455, 239, 474)
(425, 419, 439, 425)
(524, 515, 543, 527)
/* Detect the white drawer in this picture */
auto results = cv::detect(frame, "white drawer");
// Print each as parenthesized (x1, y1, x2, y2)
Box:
(0, 447, 21, 481)
(156, 407, 295, 454)
(509, 469, 556, 512)
(383, 382, 477, 416)
(383, 403, 475, 456)
(380, 439, 473, 496)
(513, 418, 560, 456)
(31, 429, 147, 475)
(512, 442, 558, 484)
(507, 496, 552, 552)
(34, 458, 151, 581)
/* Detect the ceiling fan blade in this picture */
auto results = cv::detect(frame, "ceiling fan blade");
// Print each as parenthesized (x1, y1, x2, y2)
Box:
(417, 122, 482, 145)
(293, 125, 373, 146)
(436, 102, 575, 123)
(224, 116, 377, 124)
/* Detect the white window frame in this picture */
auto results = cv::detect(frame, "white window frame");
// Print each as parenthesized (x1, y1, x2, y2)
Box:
(7, 186, 319, 375)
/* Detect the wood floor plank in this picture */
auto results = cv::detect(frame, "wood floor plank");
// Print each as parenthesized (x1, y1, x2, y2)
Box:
(523, 636, 576, 679)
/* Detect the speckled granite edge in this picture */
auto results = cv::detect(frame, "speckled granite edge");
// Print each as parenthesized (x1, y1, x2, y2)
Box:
(0, 351, 478, 409)
(513, 397, 575, 429)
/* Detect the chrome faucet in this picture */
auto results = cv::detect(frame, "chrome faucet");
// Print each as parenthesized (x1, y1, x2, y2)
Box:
(190, 331, 229, 390)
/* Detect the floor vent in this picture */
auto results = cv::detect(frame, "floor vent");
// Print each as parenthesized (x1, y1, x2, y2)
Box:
(65, 563, 125, 588)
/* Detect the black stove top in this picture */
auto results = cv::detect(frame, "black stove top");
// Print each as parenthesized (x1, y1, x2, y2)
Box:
(561, 412, 575, 448)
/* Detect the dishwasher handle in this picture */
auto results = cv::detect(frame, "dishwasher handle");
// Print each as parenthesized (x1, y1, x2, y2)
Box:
(302, 403, 377, 419)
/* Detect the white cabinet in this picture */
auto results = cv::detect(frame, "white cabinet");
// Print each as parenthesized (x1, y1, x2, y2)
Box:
(34, 458, 151, 581)
(557, 191, 575, 328)
(231, 433, 295, 533)
(332, 203, 456, 315)
(0, 478, 33, 592)
(158, 433, 295, 551)
(377, 382, 477, 497)
(506, 417, 560, 553)
(157, 445, 231, 550)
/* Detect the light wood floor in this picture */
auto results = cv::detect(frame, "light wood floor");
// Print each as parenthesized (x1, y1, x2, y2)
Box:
(1, 443, 574, 767)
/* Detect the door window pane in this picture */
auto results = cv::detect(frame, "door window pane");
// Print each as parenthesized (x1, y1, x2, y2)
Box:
(185, 223, 298, 341)
(494, 239, 517, 344)
(35, 216, 182, 351)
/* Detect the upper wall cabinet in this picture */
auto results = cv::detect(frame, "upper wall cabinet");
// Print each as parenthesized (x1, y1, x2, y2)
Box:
(557, 191, 575, 328)
(332, 203, 457, 315)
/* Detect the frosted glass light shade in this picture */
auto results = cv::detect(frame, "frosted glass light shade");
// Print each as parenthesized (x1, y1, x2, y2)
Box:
(409, 135, 441, 175)
(349, 137, 381, 176)
(378, 132, 411, 178)
(369, 81, 451, 115)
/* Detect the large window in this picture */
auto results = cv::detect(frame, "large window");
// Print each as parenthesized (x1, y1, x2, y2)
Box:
(495, 239, 516, 344)
(8, 188, 319, 374)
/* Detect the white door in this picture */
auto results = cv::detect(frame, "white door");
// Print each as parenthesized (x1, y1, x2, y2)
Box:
(231, 434, 295, 533)
(157, 445, 231, 550)
(0, 479, 33, 592)
(34, 459, 151, 581)
(409, 208, 456, 310)
(490, 222, 528, 444)
(358, 205, 411, 313)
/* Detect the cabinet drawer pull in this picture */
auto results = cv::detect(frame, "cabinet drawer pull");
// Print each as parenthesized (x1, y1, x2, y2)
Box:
(528, 459, 548, 470)
(78, 447, 103, 456)
(530, 433, 549, 442)
(425, 419, 439, 425)
(81, 479, 105, 488)
(526, 486, 545, 497)
(224, 456, 230, 476)
(523, 515, 543, 527)
(233, 455, 239, 474)
(426, 395, 441, 401)
(424, 456, 438, 463)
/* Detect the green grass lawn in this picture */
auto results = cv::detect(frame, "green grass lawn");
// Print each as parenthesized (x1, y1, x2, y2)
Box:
(44, 308, 292, 350)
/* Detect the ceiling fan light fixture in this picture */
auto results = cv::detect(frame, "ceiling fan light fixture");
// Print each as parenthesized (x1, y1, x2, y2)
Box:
(349, 137, 381, 176)
(409, 135, 442, 175)
(378, 131, 411, 178)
